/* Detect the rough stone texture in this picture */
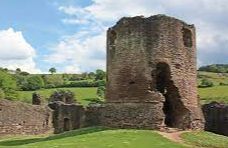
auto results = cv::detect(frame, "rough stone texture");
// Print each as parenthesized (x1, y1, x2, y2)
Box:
(32, 92, 42, 105)
(49, 90, 75, 104)
(48, 101, 84, 134)
(84, 103, 104, 127)
(202, 102, 228, 136)
(105, 15, 204, 130)
(0, 99, 53, 135)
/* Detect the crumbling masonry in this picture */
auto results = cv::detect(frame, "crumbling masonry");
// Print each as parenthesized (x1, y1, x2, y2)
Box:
(104, 15, 204, 130)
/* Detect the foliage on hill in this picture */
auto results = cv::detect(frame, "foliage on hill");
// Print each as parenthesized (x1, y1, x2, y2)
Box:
(199, 64, 228, 73)
(0, 69, 18, 100)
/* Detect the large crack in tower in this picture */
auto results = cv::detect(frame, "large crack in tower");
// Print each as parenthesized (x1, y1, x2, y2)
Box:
(103, 15, 204, 130)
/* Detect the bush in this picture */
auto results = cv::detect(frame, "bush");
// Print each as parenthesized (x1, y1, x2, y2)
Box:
(68, 80, 96, 87)
(95, 69, 106, 80)
(95, 80, 106, 87)
(43, 75, 64, 88)
(45, 84, 56, 89)
(64, 80, 106, 88)
(97, 86, 105, 99)
(219, 82, 228, 86)
(0, 70, 17, 90)
(4, 89, 18, 100)
(21, 75, 44, 91)
(199, 79, 214, 88)
(0, 88, 5, 99)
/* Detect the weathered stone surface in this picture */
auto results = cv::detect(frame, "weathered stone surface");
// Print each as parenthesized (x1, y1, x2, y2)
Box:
(32, 92, 42, 105)
(49, 90, 75, 104)
(0, 99, 53, 135)
(105, 14, 204, 130)
(48, 101, 84, 134)
(84, 103, 104, 127)
(202, 102, 228, 136)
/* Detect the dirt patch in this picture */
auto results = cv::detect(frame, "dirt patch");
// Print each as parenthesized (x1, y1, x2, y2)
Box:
(157, 129, 192, 147)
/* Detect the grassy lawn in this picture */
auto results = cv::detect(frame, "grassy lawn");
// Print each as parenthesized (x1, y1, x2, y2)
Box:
(0, 127, 227, 148)
(197, 71, 228, 104)
(0, 127, 186, 148)
(198, 86, 228, 104)
(17, 87, 98, 106)
(181, 131, 228, 148)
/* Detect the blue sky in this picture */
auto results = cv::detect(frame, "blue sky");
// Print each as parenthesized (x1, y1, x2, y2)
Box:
(0, 0, 227, 73)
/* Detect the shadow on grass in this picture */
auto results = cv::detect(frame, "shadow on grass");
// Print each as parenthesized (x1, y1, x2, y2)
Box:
(0, 127, 109, 146)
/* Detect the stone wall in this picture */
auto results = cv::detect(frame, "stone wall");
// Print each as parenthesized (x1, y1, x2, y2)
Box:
(0, 99, 53, 135)
(48, 101, 84, 134)
(202, 102, 228, 136)
(105, 14, 204, 130)
(84, 104, 104, 127)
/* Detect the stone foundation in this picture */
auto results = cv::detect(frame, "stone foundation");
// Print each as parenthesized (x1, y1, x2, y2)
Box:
(101, 102, 164, 129)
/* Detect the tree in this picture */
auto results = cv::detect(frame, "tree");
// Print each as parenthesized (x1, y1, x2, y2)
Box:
(95, 69, 106, 80)
(16, 68, 21, 73)
(88, 72, 96, 79)
(43, 75, 64, 88)
(0, 70, 18, 100)
(49, 67, 57, 74)
(199, 78, 214, 87)
(0, 70, 17, 90)
(21, 75, 44, 91)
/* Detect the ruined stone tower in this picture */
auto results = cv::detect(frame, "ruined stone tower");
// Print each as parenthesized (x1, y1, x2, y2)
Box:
(104, 15, 204, 130)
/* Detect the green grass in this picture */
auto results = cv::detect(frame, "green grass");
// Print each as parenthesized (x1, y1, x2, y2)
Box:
(197, 71, 228, 104)
(181, 131, 228, 148)
(17, 87, 98, 106)
(0, 127, 186, 148)
(198, 86, 228, 104)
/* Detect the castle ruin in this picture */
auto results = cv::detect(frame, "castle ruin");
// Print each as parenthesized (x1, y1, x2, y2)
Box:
(104, 15, 204, 130)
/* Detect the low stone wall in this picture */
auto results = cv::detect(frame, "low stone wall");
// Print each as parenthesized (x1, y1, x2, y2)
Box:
(100, 102, 165, 129)
(0, 99, 53, 135)
(202, 102, 228, 136)
(84, 104, 104, 127)
(48, 101, 84, 134)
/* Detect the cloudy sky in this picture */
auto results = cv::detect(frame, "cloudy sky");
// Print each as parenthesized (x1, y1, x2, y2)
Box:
(0, 0, 227, 73)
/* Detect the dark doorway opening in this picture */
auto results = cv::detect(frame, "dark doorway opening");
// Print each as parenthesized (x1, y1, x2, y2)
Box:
(156, 62, 188, 128)
(63, 118, 70, 131)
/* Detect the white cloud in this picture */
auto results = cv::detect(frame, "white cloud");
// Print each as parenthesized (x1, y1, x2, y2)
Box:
(45, 31, 106, 72)
(0, 28, 41, 73)
(51, 0, 228, 73)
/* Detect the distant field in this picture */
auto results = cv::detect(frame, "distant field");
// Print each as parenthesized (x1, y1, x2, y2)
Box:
(198, 86, 228, 104)
(197, 71, 228, 104)
(15, 71, 228, 105)
(17, 87, 98, 106)
(198, 71, 228, 85)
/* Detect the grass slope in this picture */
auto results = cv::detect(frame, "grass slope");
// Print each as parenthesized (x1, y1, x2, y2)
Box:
(0, 127, 185, 148)
(181, 131, 228, 148)
(17, 87, 98, 105)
